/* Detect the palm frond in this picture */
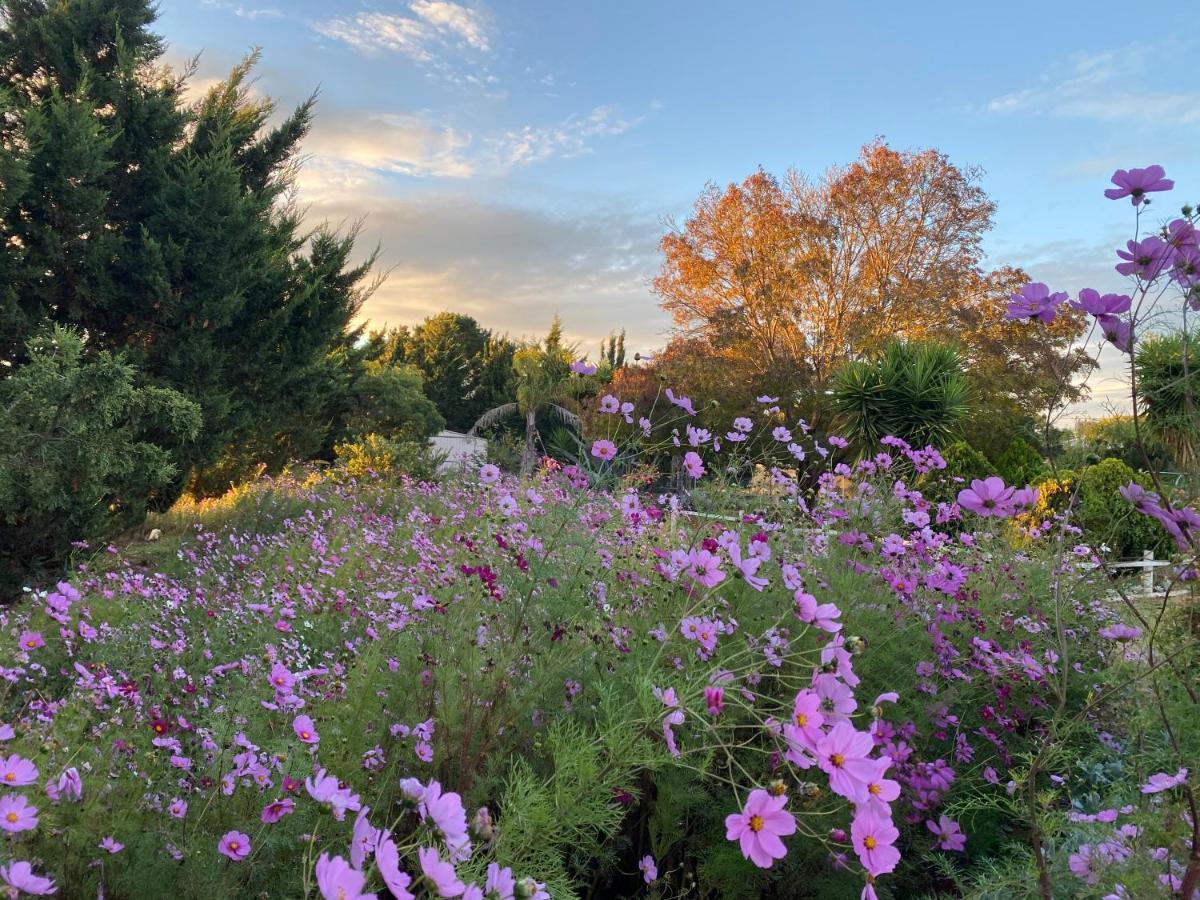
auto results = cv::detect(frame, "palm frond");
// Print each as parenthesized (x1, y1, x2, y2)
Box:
(469, 402, 519, 435)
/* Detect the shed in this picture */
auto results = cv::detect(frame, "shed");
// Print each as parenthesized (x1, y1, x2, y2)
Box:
(429, 429, 488, 473)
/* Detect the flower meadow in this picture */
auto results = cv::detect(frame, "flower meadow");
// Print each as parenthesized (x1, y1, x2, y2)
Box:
(0, 171, 1198, 900)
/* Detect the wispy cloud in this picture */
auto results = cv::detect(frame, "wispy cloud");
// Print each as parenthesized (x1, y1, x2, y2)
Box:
(302, 104, 650, 180)
(986, 44, 1200, 124)
(314, 2, 491, 63)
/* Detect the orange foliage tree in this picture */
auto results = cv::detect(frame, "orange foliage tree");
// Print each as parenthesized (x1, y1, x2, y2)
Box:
(651, 140, 1089, 451)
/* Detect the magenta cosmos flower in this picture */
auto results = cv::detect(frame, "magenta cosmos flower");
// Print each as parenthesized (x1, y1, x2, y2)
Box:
(1104, 165, 1173, 205)
(218, 830, 251, 861)
(927, 814, 967, 851)
(1073, 288, 1131, 317)
(957, 477, 1015, 517)
(0, 754, 38, 787)
(292, 714, 319, 745)
(316, 853, 377, 900)
(724, 789, 796, 868)
(0, 860, 56, 896)
(851, 808, 901, 876)
(590, 439, 617, 462)
(1115, 236, 1170, 279)
(261, 798, 294, 823)
(1006, 283, 1065, 323)
(0, 795, 37, 833)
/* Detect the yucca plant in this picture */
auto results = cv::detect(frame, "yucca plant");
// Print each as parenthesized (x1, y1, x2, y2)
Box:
(830, 340, 971, 450)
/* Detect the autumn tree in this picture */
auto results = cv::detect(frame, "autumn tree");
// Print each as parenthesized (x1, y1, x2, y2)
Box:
(654, 140, 1089, 443)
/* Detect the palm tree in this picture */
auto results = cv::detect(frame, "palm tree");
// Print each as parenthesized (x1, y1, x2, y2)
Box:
(469, 344, 586, 475)
(830, 340, 971, 450)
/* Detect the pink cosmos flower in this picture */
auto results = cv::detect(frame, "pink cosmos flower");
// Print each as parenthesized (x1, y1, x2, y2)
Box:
(218, 830, 250, 861)
(98, 836, 122, 853)
(639, 854, 658, 883)
(956, 477, 1015, 517)
(858, 758, 901, 818)
(1073, 289, 1132, 317)
(0, 754, 38, 787)
(1006, 283, 1065, 323)
(682, 451, 705, 479)
(420, 781, 468, 845)
(0, 795, 38, 833)
(817, 723, 877, 802)
(484, 864, 514, 900)
(569, 360, 597, 375)
(1099, 624, 1142, 641)
(350, 807, 380, 870)
(46, 767, 82, 803)
(598, 394, 620, 413)
(684, 549, 725, 589)
(665, 388, 696, 416)
(168, 798, 187, 819)
(268, 663, 294, 693)
(375, 836, 415, 900)
(851, 809, 901, 876)
(927, 815, 967, 851)
(662, 709, 685, 758)
(590, 439, 617, 462)
(1141, 768, 1188, 794)
(293, 715, 319, 745)
(1115, 236, 1170, 279)
(0, 860, 56, 896)
(261, 798, 294, 823)
(315, 853, 376, 900)
(788, 690, 825, 750)
(17, 631, 44, 651)
(794, 591, 841, 632)
(724, 789, 796, 868)
(478, 463, 501, 484)
(1104, 165, 1173, 205)
(418, 846, 465, 897)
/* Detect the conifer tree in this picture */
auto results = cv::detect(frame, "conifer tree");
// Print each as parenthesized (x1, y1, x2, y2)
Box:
(0, 2, 373, 499)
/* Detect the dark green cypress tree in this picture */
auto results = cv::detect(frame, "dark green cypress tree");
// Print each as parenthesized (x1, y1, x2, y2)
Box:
(0, 2, 373, 500)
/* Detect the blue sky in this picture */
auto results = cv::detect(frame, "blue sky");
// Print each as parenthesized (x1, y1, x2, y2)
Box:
(162, 0, 1200, 417)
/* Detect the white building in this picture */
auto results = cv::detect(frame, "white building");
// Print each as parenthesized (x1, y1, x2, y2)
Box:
(429, 430, 488, 473)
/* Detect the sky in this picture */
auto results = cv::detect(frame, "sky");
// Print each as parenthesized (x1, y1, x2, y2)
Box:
(160, 0, 1200, 420)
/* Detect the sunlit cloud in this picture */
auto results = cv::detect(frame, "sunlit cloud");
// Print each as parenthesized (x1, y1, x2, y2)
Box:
(313, 2, 491, 62)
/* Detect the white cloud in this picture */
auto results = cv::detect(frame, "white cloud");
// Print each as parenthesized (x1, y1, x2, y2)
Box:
(409, 0, 489, 51)
(314, 2, 491, 63)
(486, 105, 644, 168)
(301, 103, 649, 181)
(986, 44, 1200, 124)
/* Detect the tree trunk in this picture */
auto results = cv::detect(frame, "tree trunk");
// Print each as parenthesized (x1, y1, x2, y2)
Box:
(521, 408, 538, 476)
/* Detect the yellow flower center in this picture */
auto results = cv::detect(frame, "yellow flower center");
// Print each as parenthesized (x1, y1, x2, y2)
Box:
(4, 773, 14, 782)
(830, 753, 844, 767)
(25, 640, 36, 648)
(795, 712, 807, 726)
(864, 836, 877, 850)
(869, 783, 881, 795)
(749, 814, 764, 832)
(228, 841, 240, 852)
(5, 812, 17, 823)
